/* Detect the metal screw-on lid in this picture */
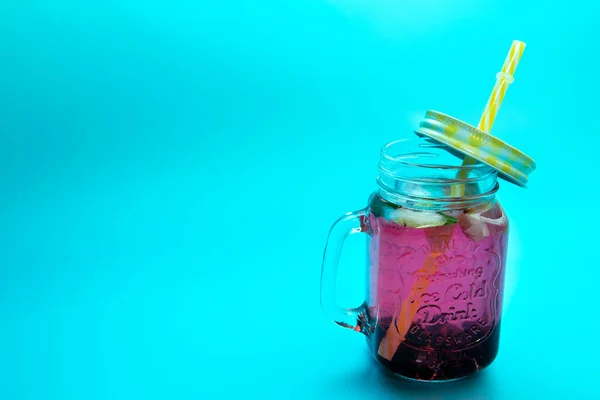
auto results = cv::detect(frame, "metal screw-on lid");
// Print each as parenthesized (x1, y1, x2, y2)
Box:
(415, 110, 536, 187)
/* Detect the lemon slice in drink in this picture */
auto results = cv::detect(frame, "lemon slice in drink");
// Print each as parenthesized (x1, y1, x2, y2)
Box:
(460, 213, 508, 240)
(388, 208, 456, 228)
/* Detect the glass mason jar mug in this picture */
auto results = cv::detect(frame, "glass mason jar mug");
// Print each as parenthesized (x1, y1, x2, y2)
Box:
(320, 138, 509, 381)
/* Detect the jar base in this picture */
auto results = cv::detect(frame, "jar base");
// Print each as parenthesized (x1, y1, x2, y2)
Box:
(368, 322, 501, 382)
(376, 359, 491, 383)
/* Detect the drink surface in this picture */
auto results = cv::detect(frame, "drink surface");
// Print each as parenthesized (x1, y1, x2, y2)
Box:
(364, 195, 508, 380)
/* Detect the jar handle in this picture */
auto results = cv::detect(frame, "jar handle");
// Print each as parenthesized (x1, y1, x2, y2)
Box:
(320, 210, 369, 333)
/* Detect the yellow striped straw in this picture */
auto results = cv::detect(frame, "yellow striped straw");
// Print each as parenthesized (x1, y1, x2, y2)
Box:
(453, 40, 526, 192)
(478, 40, 525, 134)
(378, 41, 527, 361)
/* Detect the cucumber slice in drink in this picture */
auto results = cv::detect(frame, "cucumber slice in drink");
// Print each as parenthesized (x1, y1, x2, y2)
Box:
(389, 208, 457, 228)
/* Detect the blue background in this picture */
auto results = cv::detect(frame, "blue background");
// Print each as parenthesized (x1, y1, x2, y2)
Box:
(0, 1, 597, 399)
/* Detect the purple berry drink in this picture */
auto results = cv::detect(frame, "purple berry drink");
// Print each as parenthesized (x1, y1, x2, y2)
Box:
(364, 195, 508, 380)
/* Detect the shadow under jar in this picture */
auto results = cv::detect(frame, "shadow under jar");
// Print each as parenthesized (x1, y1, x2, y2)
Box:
(321, 139, 508, 381)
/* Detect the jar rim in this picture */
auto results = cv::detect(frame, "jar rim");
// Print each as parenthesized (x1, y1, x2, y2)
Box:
(380, 139, 496, 176)
(377, 139, 499, 210)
